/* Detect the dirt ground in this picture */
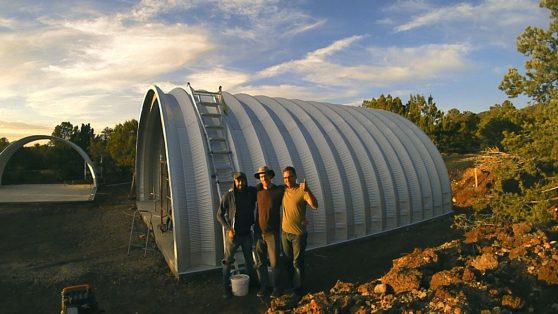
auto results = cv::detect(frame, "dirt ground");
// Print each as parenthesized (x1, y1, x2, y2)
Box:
(0, 183, 461, 314)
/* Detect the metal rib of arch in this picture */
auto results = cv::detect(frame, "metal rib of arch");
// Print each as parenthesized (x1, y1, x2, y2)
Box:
(0, 135, 98, 200)
(135, 85, 452, 276)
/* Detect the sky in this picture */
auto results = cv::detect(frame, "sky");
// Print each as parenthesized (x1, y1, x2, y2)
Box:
(0, 0, 550, 142)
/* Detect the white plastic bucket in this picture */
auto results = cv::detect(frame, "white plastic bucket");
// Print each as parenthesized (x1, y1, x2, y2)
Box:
(230, 274, 250, 296)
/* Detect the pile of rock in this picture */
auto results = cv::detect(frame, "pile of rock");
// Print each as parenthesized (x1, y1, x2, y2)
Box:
(268, 222, 558, 313)
(451, 166, 494, 208)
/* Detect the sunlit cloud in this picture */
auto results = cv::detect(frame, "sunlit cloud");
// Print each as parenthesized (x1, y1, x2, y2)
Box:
(238, 84, 339, 102)
(384, 0, 432, 13)
(129, 0, 198, 21)
(0, 120, 53, 142)
(258, 35, 365, 78)
(0, 10, 213, 137)
(45, 20, 212, 83)
(258, 36, 472, 88)
(395, 3, 474, 32)
(284, 19, 326, 37)
(0, 17, 19, 30)
(186, 68, 251, 92)
(394, 0, 545, 33)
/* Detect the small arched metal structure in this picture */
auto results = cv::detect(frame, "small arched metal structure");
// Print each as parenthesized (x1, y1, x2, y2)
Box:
(135, 84, 452, 277)
(0, 135, 98, 200)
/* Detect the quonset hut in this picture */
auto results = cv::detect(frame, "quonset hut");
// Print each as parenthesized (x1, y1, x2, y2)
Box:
(135, 84, 452, 277)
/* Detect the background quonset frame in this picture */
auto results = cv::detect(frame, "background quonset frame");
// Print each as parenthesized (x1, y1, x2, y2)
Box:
(0, 135, 98, 200)
(135, 85, 452, 277)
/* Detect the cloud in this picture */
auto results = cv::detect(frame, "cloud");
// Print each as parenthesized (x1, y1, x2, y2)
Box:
(0, 120, 53, 142)
(395, 3, 473, 32)
(238, 84, 340, 102)
(384, 0, 432, 13)
(126, 0, 322, 44)
(0, 17, 19, 30)
(0, 121, 51, 131)
(44, 20, 212, 83)
(257, 36, 472, 89)
(186, 68, 251, 92)
(258, 35, 365, 78)
(394, 0, 545, 33)
(284, 19, 326, 37)
(207, 0, 325, 49)
(131, 0, 186, 20)
(0, 9, 214, 135)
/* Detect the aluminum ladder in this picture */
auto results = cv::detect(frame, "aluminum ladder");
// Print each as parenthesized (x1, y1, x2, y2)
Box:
(187, 83, 250, 275)
(187, 82, 235, 199)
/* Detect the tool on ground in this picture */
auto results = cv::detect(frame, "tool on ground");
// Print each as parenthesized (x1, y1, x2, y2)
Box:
(60, 284, 98, 314)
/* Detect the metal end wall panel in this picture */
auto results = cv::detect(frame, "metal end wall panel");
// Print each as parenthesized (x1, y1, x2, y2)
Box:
(136, 85, 453, 276)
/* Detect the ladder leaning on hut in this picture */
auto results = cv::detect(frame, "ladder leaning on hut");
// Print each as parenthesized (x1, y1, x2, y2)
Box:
(187, 83, 248, 272)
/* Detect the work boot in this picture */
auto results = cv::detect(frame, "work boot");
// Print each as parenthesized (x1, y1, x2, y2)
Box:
(270, 288, 281, 299)
(291, 288, 303, 301)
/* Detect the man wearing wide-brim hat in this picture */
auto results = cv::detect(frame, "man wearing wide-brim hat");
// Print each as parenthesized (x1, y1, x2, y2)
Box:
(254, 166, 275, 180)
(253, 165, 284, 298)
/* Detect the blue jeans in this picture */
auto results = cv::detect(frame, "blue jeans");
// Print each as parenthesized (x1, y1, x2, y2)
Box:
(222, 232, 254, 288)
(281, 231, 307, 290)
(254, 232, 280, 290)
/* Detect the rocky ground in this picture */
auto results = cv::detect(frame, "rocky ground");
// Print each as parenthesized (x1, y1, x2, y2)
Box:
(268, 221, 558, 313)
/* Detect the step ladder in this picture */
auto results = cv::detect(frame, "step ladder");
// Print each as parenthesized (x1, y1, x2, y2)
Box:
(127, 207, 155, 257)
(187, 83, 249, 275)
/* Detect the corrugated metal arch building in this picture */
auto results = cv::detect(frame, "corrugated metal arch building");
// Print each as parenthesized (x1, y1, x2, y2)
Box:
(135, 85, 452, 276)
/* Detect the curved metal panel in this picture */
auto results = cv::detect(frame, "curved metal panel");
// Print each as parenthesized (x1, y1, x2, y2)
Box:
(376, 110, 435, 221)
(359, 109, 421, 226)
(339, 106, 402, 230)
(222, 93, 266, 173)
(313, 102, 378, 234)
(234, 94, 285, 171)
(396, 116, 452, 216)
(276, 98, 345, 242)
(291, 99, 363, 239)
(322, 104, 387, 232)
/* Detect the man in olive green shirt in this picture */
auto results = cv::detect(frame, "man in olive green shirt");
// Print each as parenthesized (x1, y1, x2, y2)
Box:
(281, 166, 318, 297)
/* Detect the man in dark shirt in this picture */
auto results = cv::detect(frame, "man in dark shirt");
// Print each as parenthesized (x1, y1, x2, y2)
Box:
(253, 166, 284, 298)
(216, 172, 257, 299)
